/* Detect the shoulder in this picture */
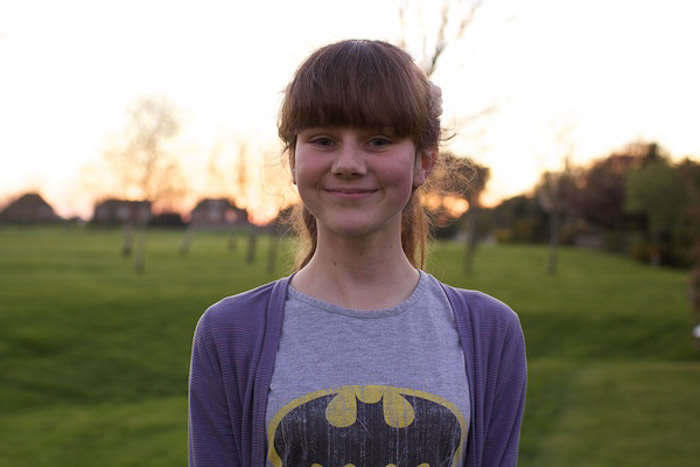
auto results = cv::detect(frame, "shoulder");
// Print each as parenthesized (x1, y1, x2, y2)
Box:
(439, 281, 527, 391)
(194, 278, 289, 343)
(440, 282, 521, 330)
(438, 281, 525, 361)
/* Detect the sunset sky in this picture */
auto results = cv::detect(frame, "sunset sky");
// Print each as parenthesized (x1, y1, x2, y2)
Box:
(1, 0, 698, 221)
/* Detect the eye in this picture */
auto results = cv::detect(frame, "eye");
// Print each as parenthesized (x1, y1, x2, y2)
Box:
(310, 137, 335, 148)
(368, 137, 392, 148)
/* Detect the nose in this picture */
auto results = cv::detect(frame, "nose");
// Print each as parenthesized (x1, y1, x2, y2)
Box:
(331, 142, 366, 177)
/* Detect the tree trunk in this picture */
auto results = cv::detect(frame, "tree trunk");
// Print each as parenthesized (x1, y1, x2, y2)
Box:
(649, 229, 662, 267)
(267, 232, 279, 274)
(246, 228, 257, 264)
(122, 221, 134, 257)
(134, 223, 147, 272)
(547, 210, 560, 275)
(463, 208, 479, 275)
(691, 267, 700, 350)
(180, 225, 196, 255)
(689, 240, 700, 350)
(228, 226, 237, 252)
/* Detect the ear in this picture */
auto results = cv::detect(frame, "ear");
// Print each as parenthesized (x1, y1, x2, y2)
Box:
(289, 150, 297, 185)
(413, 147, 436, 188)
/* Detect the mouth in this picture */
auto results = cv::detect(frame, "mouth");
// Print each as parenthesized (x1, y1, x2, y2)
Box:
(324, 188, 378, 199)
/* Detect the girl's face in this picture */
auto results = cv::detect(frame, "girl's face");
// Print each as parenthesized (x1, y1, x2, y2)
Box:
(293, 127, 434, 240)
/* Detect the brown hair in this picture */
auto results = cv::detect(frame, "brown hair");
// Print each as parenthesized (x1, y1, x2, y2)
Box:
(278, 39, 442, 270)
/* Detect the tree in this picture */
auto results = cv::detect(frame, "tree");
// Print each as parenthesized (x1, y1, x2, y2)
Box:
(489, 194, 546, 243)
(105, 96, 185, 271)
(430, 152, 489, 273)
(531, 117, 581, 274)
(107, 96, 184, 206)
(576, 142, 668, 232)
(681, 158, 700, 347)
(233, 143, 261, 264)
(677, 158, 700, 253)
(576, 153, 641, 230)
(396, 0, 483, 77)
(179, 141, 250, 255)
(536, 163, 579, 274)
(395, 0, 502, 275)
(462, 162, 490, 274)
(625, 157, 686, 267)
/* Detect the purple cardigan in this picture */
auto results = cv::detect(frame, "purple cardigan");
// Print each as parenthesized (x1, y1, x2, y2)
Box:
(189, 276, 527, 466)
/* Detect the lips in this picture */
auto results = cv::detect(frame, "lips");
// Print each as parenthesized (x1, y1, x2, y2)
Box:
(324, 188, 378, 199)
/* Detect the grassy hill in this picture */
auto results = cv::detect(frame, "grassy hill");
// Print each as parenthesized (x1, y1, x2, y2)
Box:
(0, 227, 697, 466)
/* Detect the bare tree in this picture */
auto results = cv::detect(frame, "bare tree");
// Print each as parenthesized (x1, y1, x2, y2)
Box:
(534, 118, 579, 275)
(537, 157, 577, 275)
(105, 96, 184, 271)
(234, 143, 252, 254)
(429, 152, 489, 273)
(180, 140, 251, 255)
(107, 97, 183, 203)
(396, 0, 497, 275)
(396, 0, 483, 77)
(179, 142, 225, 255)
(461, 161, 490, 274)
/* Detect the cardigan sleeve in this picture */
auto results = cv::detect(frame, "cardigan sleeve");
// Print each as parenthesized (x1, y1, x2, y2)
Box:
(188, 279, 283, 467)
(188, 308, 241, 466)
(481, 307, 527, 467)
(441, 285, 527, 467)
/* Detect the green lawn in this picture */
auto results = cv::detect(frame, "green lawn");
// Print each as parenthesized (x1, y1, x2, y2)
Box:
(0, 226, 698, 466)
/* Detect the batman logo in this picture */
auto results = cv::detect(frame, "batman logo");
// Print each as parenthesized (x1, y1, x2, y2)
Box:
(267, 385, 466, 467)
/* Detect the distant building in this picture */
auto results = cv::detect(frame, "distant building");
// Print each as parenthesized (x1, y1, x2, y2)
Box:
(0, 193, 61, 224)
(189, 198, 248, 227)
(92, 199, 152, 225)
(149, 211, 186, 228)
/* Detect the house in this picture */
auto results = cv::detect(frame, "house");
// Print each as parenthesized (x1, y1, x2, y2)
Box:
(189, 198, 248, 227)
(149, 211, 186, 228)
(0, 192, 61, 224)
(92, 199, 152, 225)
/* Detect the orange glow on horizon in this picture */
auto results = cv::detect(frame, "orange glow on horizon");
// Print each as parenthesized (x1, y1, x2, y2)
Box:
(2, 1, 698, 221)
(423, 194, 470, 218)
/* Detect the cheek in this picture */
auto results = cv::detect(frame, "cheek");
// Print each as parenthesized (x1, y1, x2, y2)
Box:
(293, 156, 326, 189)
(380, 160, 419, 191)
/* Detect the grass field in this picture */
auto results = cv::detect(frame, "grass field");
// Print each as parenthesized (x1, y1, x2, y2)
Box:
(1, 226, 698, 466)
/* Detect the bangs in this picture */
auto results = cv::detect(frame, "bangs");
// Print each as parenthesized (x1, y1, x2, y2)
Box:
(279, 41, 431, 147)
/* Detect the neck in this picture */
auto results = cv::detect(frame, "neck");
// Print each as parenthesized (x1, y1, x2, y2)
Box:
(291, 227, 420, 310)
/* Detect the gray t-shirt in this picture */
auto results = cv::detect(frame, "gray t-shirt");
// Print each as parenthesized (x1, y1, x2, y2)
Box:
(265, 271, 470, 466)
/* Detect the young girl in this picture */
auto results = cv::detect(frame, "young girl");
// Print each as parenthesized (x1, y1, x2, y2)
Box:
(189, 39, 526, 467)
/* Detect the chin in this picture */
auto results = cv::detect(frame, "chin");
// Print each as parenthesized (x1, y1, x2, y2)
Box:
(312, 208, 403, 240)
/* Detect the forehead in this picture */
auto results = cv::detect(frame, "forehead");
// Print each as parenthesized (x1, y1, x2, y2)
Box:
(290, 89, 420, 140)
